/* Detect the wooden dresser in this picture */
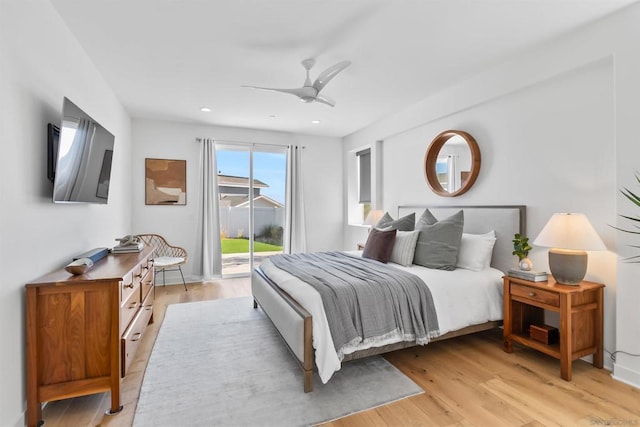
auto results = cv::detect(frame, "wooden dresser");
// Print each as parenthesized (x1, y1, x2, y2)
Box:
(25, 247, 155, 427)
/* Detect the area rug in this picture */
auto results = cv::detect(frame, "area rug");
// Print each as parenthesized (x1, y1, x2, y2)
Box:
(133, 296, 423, 427)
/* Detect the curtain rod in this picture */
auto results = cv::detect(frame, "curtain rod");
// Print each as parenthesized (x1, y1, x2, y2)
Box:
(195, 137, 304, 149)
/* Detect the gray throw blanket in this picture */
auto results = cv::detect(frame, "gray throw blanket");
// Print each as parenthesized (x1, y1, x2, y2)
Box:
(268, 251, 439, 355)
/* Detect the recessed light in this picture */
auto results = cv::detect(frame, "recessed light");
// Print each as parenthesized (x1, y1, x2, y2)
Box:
(311, 120, 321, 124)
(200, 107, 212, 112)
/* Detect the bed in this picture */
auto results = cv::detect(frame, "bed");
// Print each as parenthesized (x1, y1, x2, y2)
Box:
(251, 205, 526, 392)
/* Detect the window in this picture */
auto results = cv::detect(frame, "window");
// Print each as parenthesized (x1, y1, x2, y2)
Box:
(348, 142, 381, 226)
(216, 143, 287, 277)
(355, 148, 372, 223)
(357, 148, 371, 204)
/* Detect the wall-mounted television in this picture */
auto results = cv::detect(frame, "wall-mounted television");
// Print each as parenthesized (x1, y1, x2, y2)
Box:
(50, 97, 115, 204)
(47, 123, 59, 183)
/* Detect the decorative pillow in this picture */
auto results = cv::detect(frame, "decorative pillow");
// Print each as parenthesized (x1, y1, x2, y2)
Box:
(389, 230, 421, 266)
(456, 231, 497, 272)
(415, 208, 438, 228)
(413, 210, 464, 270)
(362, 228, 397, 263)
(375, 212, 415, 231)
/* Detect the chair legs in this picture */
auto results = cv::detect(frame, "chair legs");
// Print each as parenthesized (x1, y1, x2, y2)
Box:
(178, 266, 188, 291)
(156, 267, 188, 291)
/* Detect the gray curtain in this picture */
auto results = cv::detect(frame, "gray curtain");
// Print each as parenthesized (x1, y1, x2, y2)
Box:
(193, 138, 222, 280)
(284, 145, 307, 253)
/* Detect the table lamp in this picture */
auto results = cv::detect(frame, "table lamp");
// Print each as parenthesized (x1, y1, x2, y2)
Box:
(364, 210, 384, 228)
(533, 213, 606, 285)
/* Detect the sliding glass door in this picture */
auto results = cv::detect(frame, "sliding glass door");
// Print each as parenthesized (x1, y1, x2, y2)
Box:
(216, 143, 287, 276)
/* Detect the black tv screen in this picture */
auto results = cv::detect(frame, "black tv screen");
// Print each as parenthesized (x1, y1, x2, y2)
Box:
(52, 97, 115, 204)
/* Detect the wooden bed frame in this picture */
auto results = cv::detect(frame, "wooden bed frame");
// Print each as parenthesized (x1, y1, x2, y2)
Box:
(252, 205, 526, 392)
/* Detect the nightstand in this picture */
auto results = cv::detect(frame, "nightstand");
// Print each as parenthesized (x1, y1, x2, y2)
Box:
(502, 275, 604, 381)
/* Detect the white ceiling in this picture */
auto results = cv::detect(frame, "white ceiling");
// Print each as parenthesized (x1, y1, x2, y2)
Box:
(50, 0, 636, 138)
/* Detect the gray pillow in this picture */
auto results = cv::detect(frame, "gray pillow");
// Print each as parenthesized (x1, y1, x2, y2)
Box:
(375, 212, 415, 231)
(362, 228, 397, 263)
(413, 210, 464, 270)
(416, 209, 438, 228)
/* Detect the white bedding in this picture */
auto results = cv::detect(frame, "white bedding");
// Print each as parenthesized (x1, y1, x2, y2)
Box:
(258, 251, 504, 384)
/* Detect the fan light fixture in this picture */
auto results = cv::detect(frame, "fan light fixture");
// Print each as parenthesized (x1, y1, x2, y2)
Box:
(242, 58, 351, 107)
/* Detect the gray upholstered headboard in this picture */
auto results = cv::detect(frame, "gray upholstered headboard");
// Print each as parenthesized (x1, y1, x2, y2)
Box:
(397, 205, 526, 274)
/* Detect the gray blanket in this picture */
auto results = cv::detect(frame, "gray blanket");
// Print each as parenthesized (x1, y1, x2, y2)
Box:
(267, 251, 439, 354)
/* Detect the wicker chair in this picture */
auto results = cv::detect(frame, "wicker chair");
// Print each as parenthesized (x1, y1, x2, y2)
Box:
(136, 234, 188, 291)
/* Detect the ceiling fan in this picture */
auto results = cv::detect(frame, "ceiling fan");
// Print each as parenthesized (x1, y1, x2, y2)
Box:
(242, 58, 351, 107)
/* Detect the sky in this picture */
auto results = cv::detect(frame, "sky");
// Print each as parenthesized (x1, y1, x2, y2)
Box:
(216, 148, 287, 204)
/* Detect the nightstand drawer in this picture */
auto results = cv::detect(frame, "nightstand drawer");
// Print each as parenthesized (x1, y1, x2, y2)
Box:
(511, 284, 559, 307)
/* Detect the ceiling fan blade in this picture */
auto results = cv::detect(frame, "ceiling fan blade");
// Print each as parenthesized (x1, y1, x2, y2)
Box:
(315, 95, 336, 107)
(241, 85, 308, 98)
(312, 61, 351, 93)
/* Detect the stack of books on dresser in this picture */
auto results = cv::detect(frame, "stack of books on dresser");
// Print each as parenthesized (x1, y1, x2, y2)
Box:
(111, 241, 144, 253)
(507, 269, 548, 282)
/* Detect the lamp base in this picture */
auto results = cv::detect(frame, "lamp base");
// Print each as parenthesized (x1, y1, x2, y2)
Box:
(548, 248, 587, 286)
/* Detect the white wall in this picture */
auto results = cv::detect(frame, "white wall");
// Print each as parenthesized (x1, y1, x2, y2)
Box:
(343, 4, 640, 387)
(132, 119, 344, 283)
(0, 1, 134, 425)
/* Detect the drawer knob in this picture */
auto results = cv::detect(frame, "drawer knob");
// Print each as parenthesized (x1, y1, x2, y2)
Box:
(128, 302, 138, 310)
(124, 282, 134, 289)
(131, 332, 142, 342)
(529, 292, 536, 297)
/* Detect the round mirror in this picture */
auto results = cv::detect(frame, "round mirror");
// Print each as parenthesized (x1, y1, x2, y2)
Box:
(424, 130, 481, 197)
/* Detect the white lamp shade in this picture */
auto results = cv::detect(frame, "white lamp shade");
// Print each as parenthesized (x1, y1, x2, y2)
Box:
(364, 210, 384, 226)
(533, 213, 606, 251)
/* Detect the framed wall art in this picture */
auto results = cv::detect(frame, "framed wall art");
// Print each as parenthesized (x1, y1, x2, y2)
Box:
(145, 158, 187, 205)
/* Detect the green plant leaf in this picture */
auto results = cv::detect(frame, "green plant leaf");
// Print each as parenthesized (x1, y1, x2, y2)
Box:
(611, 225, 640, 235)
(619, 214, 640, 224)
(622, 188, 640, 207)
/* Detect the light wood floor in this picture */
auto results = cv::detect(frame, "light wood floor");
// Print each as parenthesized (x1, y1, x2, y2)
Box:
(41, 279, 640, 427)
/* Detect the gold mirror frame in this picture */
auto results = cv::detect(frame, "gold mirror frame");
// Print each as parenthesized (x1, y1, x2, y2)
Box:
(424, 130, 481, 197)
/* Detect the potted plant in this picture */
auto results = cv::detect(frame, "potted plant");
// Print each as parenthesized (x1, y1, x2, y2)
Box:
(616, 174, 640, 262)
(512, 233, 533, 270)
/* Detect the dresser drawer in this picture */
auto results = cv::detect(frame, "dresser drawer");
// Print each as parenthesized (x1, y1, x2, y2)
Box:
(120, 271, 136, 303)
(141, 264, 154, 302)
(511, 283, 559, 307)
(121, 294, 153, 377)
(142, 282, 154, 312)
(120, 285, 141, 335)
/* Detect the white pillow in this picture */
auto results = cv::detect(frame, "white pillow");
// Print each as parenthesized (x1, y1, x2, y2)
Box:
(389, 230, 420, 266)
(456, 231, 497, 272)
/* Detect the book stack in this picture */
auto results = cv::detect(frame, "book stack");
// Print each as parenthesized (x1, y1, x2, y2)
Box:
(111, 241, 144, 253)
(507, 268, 548, 282)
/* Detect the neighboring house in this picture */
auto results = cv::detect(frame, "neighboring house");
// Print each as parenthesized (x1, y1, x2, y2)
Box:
(218, 174, 284, 239)
(218, 174, 283, 208)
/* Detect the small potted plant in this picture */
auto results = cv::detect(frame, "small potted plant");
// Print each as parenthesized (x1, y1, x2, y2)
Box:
(512, 233, 533, 270)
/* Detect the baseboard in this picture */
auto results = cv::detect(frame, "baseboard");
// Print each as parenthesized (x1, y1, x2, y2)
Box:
(12, 410, 25, 427)
(612, 362, 640, 389)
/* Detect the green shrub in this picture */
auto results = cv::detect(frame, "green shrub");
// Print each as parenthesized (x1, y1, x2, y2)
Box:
(256, 224, 283, 246)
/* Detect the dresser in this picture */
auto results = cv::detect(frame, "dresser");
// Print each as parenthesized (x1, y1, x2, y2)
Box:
(25, 247, 155, 427)
(502, 275, 604, 381)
